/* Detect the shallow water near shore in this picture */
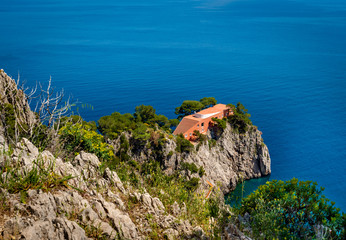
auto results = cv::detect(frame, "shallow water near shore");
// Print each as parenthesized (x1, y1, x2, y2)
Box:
(1, 0, 345, 210)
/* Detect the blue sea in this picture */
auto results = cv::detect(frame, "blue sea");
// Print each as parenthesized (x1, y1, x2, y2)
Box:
(1, 0, 345, 210)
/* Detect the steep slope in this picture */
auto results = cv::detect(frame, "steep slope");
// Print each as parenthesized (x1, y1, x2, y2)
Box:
(164, 124, 271, 193)
(0, 70, 37, 142)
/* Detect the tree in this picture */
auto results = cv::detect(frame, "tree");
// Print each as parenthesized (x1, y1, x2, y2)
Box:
(175, 100, 204, 119)
(200, 97, 217, 108)
(237, 178, 345, 240)
(169, 119, 179, 127)
(134, 105, 156, 123)
(98, 112, 136, 139)
(227, 102, 252, 133)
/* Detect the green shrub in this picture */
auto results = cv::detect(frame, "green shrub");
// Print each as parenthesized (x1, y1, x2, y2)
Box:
(98, 112, 136, 139)
(0, 157, 74, 195)
(184, 177, 200, 192)
(117, 134, 130, 161)
(59, 122, 115, 161)
(181, 162, 199, 174)
(175, 134, 193, 153)
(208, 139, 217, 149)
(198, 166, 205, 177)
(228, 102, 252, 134)
(167, 151, 173, 157)
(211, 117, 227, 130)
(237, 178, 345, 239)
(193, 130, 207, 142)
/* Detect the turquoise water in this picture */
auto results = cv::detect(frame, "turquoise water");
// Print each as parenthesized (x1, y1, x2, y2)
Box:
(1, 0, 345, 210)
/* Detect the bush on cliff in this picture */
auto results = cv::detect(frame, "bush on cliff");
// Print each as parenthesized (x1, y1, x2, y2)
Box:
(174, 97, 217, 119)
(59, 122, 115, 161)
(237, 178, 345, 239)
(98, 105, 175, 140)
(175, 134, 193, 153)
(228, 102, 252, 134)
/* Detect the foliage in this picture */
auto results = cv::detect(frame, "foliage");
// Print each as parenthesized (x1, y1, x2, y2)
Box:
(200, 97, 217, 108)
(134, 105, 156, 123)
(181, 162, 198, 173)
(198, 166, 205, 177)
(208, 139, 217, 149)
(98, 111, 136, 139)
(168, 118, 179, 127)
(59, 115, 97, 131)
(237, 178, 345, 240)
(132, 123, 150, 143)
(115, 158, 229, 238)
(184, 177, 200, 192)
(228, 102, 252, 134)
(210, 117, 227, 139)
(117, 134, 130, 161)
(0, 103, 16, 141)
(0, 156, 74, 196)
(59, 122, 115, 161)
(211, 117, 227, 130)
(98, 106, 175, 140)
(174, 100, 204, 119)
(175, 134, 194, 153)
(193, 130, 207, 142)
(174, 97, 217, 119)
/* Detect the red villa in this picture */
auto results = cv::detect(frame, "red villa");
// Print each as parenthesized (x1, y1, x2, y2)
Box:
(173, 104, 233, 140)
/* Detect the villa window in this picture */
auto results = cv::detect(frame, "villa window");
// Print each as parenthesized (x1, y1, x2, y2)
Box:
(190, 133, 192, 136)
(185, 134, 187, 138)
(201, 122, 204, 127)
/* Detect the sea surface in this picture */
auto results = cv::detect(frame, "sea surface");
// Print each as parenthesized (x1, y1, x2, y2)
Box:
(1, 0, 345, 210)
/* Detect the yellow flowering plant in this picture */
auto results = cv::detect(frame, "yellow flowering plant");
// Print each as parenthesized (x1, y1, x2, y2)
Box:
(59, 122, 115, 161)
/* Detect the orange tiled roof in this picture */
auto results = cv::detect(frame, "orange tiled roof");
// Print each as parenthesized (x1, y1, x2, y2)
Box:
(197, 104, 228, 115)
(173, 104, 230, 135)
(173, 117, 199, 135)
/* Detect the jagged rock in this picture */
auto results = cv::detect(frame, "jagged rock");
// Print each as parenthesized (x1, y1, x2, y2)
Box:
(105, 189, 126, 210)
(100, 198, 138, 239)
(72, 151, 100, 180)
(20, 217, 89, 240)
(172, 201, 181, 216)
(0, 135, 8, 153)
(74, 151, 100, 168)
(27, 191, 57, 219)
(164, 124, 271, 193)
(0, 71, 37, 142)
(90, 200, 107, 220)
(163, 228, 179, 240)
(141, 193, 165, 215)
(92, 219, 117, 239)
(104, 168, 127, 194)
(224, 224, 252, 240)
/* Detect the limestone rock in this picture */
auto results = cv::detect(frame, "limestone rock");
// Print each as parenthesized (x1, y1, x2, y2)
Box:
(172, 201, 181, 216)
(104, 168, 127, 194)
(224, 224, 252, 240)
(20, 218, 89, 240)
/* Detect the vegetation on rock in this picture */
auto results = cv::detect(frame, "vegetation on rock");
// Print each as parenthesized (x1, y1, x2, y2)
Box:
(227, 102, 252, 134)
(237, 178, 345, 239)
(174, 97, 217, 119)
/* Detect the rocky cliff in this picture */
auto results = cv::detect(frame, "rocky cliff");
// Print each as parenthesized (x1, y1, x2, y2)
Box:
(118, 123, 271, 195)
(0, 70, 37, 143)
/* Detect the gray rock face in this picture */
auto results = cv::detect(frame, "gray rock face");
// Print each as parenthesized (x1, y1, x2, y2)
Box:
(184, 125, 270, 193)
(224, 224, 253, 240)
(125, 124, 271, 194)
(117, 123, 271, 195)
(0, 70, 37, 141)
(0, 138, 141, 240)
